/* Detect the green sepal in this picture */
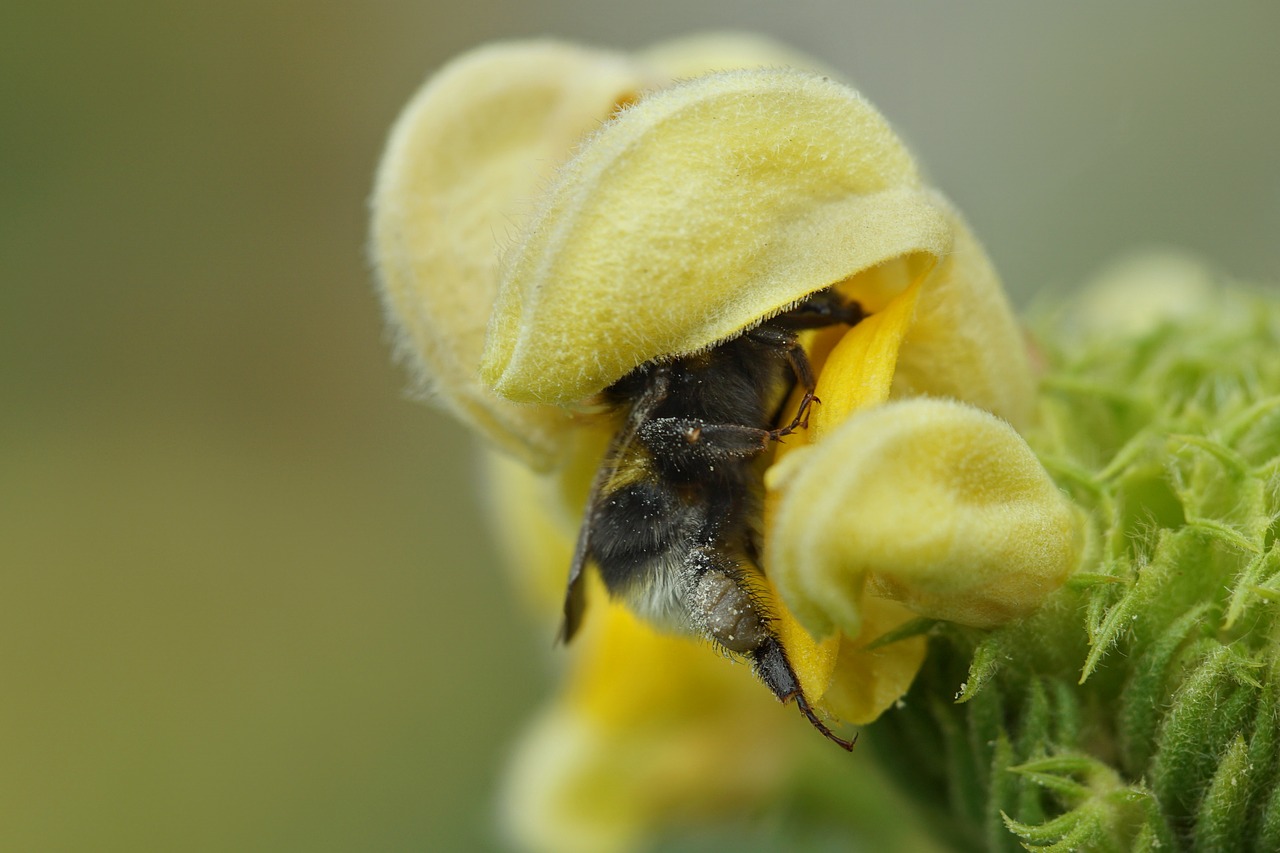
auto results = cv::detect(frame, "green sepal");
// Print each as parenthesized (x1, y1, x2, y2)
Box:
(865, 616, 938, 651)
(957, 635, 1003, 703)
(1194, 735, 1252, 852)
(1116, 602, 1214, 773)
(1150, 645, 1260, 835)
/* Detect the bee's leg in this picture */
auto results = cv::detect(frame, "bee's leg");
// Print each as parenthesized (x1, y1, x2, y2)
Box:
(685, 548, 857, 751)
(752, 635, 858, 751)
(748, 293, 864, 439)
(744, 325, 821, 438)
(637, 417, 776, 460)
(772, 290, 865, 331)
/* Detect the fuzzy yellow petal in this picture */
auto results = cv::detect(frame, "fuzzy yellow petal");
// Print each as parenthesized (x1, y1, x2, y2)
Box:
(502, 587, 793, 853)
(769, 399, 1082, 637)
(767, 573, 926, 723)
(370, 41, 663, 468)
(889, 205, 1036, 428)
(819, 597, 927, 725)
(482, 68, 951, 405)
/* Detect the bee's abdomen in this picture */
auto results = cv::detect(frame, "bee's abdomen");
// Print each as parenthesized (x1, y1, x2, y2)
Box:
(690, 569, 769, 653)
(591, 480, 701, 596)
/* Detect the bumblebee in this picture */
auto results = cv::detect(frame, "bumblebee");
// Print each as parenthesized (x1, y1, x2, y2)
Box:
(561, 289, 864, 749)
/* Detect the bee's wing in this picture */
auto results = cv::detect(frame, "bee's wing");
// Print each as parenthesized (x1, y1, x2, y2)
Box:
(559, 367, 671, 644)
(559, 495, 596, 643)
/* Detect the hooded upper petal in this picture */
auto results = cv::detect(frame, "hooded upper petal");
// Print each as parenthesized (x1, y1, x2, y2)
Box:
(370, 41, 663, 468)
(481, 68, 952, 405)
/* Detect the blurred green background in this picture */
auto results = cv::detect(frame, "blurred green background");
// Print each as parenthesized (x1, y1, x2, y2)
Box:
(3, 2, 1277, 850)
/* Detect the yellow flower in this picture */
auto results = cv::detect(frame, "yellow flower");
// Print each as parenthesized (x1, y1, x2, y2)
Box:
(371, 34, 1084, 851)
(499, 579, 798, 853)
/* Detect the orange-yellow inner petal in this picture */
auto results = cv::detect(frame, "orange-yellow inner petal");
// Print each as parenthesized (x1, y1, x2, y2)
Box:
(764, 276, 923, 703)
(811, 276, 923, 438)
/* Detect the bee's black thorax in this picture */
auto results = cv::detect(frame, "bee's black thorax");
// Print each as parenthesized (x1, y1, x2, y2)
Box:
(603, 335, 789, 483)
(605, 335, 786, 431)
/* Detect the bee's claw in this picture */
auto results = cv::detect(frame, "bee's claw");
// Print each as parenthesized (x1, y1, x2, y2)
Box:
(794, 692, 857, 752)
